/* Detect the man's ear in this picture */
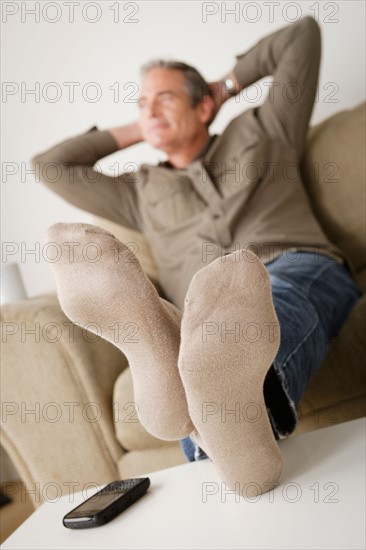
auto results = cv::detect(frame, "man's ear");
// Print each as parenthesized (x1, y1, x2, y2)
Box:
(197, 95, 215, 126)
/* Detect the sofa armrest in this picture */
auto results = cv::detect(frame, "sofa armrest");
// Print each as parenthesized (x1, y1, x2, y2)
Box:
(1, 293, 128, 507)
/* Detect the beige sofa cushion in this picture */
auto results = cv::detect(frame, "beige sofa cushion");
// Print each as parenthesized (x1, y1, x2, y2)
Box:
(117, 445, 186, 479)
(301, 101, 366, 287)
(294, 294, 366, 434)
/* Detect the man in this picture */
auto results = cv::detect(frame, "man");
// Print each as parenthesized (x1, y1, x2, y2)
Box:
(33, 16, 361, 496)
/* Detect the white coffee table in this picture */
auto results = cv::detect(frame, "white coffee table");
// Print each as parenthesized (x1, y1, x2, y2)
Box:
(2, 417, 365, 549)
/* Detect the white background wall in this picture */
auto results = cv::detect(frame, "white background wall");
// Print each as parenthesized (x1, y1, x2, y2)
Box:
(2, 0, 365, 297)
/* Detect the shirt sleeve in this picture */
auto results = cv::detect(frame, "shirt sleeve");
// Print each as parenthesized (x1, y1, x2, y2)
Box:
(31, 125, 143, 231)
(232, 16, 321, 159)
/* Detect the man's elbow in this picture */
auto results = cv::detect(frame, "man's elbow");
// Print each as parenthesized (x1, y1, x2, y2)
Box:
(31, 153, 64, 189)
(300, 15, 321, 40)
(297, 15, 321, 55)
(31, 153, 47, 185)
(31, 153, 42, 181)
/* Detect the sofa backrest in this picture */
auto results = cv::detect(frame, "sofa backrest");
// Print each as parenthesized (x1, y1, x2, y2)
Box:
(301, 101, 366, 292)
(93, 216, 160, 284)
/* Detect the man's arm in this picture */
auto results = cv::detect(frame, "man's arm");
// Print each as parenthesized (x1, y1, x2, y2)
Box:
(212, 16, 321, 158)
(31, 122, 144, 230)
(109, 121, 143, 149)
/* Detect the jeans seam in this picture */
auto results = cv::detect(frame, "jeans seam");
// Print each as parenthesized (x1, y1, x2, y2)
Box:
(278, 310, 319, 373)
(301, 262, 338, 297)
(271, 262, 331, 372)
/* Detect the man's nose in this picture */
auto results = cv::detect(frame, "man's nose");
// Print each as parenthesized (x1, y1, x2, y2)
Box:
(145, 98, 160, 117)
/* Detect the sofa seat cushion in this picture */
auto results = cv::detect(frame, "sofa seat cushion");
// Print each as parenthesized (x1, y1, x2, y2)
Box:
(295, 294, 366, 434)
(117, 445, 186, 479)
(301, 101, 366, 287)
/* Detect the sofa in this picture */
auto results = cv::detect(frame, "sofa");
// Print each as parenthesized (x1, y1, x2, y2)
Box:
(1, 102, 365, 508)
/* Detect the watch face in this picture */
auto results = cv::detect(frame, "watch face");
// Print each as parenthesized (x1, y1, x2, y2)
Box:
(224, 79, 236, 94)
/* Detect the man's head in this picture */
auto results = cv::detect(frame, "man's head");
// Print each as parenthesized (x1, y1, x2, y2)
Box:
(137, 60, 214, 154)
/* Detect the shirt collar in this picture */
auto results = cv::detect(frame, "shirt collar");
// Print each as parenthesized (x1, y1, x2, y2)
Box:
(158, 134, 217, 169)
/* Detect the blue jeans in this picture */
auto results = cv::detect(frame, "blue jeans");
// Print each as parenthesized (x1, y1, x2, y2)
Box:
(180, 251, 362, 462)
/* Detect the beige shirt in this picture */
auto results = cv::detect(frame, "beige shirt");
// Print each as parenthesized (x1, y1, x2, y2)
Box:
(32, 16, 344, 309)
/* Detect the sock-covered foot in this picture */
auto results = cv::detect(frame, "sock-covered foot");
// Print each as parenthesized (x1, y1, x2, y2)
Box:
(178, 249, 282, 497)
(46, 222, 193, 440)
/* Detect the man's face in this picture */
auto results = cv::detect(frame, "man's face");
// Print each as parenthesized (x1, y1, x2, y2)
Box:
(138, 68, 209, 152)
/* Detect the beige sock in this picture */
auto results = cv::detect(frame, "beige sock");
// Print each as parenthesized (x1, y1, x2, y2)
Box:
(46, 222, 193, 440)
(178, 249, 282, 497)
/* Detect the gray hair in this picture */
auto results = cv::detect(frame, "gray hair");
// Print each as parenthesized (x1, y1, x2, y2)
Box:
(140, 59, 213, 108)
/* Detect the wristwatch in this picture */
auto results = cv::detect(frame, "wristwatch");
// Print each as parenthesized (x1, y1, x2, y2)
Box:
(224, 78, 237, 96)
